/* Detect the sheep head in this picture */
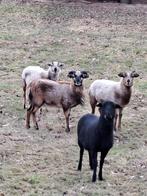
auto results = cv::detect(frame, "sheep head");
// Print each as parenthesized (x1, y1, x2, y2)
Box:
(68, 70, 89, 87)
(118, 71, 139, 87)
(48, 61, 64, 74)
(96, 101, 121, 120)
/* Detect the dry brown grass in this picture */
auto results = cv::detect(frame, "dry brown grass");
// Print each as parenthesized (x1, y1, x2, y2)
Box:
(0, 1, 147, 195)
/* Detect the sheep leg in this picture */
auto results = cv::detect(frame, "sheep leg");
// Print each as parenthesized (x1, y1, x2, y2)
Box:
(26, 104, 34, 129)
(88, 151, 93, 170)
(89, 96, 97, 114)
(23, 86, 26, 109)
(77, 147, 84, 171)
(32, 106, 40, 130)
(114, 108, 120, 132)
(25, 87, 31, 109)
(63, 108, 71, 132)
(37, 108, 43, 122)
(114, 108, 123, 140)
(98, 150, 108, 181)
(22, 80, 26, 109)
(92, 152, 97, 182)
(117, 108, 123, 131)
(114, 113, 118, 132)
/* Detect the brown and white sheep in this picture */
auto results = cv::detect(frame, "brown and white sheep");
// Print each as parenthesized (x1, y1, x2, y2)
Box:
(89, 71, 139, 133)
(26, 70, 89, 132)
(22, 61, 64, 109)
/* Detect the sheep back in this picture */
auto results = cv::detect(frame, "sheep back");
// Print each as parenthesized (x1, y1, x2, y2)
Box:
(89, 79, 130, 107)
(29, 79, 84, 109)
(22, 66, 47, 86)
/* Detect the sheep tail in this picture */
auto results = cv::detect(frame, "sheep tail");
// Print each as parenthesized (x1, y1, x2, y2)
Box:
(28, 89, 33, 104)
(26, 89, 35, 113)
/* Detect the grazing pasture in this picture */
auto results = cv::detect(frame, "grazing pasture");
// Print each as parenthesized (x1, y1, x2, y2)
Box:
(0, 0, 146, 195)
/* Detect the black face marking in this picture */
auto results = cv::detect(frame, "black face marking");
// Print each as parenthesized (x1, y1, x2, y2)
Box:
(73, 73, 83, 86)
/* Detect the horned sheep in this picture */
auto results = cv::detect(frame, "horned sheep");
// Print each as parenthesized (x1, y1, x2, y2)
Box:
(26, 70, 89, 132)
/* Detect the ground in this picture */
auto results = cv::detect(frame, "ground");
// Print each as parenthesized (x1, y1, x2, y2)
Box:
(0, 0, 147, 195)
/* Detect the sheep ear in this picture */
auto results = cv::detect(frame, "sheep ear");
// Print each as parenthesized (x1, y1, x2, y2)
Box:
(118, 72, 126, 77)
(115, 104, 122, 109)
(47, 63, 52, 67)
(81, 71, 89, 78)
(96, 103, 102, 108)
(131, 71, 139, 78)
(96, 99, 104, 107)
(68, 71, 75, 78)
(59, 63, 64, 68)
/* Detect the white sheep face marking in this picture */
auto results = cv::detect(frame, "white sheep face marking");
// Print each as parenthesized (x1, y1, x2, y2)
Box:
(48, 61, 63, 74)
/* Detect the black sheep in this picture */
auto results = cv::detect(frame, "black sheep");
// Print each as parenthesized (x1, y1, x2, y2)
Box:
(77, 101, 121, 182)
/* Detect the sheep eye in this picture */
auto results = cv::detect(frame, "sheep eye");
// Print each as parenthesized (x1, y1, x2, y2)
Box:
(48, 64, 52, 67)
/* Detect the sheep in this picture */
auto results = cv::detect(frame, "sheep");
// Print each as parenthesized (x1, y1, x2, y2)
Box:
(26, 70, 89, 132)
(89, 71, 139, 132)
(77, 101, 121, 182)
(22, 61, 64, 109)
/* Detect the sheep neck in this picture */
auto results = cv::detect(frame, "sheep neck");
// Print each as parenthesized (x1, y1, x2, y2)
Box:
(70, 83, 84, 106)
(115, 82, 132, 106)
(120, 82, 132, 105)
(47, 72, 56, 80)
(71, 83, 83, 96)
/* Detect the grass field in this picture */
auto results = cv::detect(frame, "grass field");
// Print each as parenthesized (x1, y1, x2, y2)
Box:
(0, 0, 147, 195)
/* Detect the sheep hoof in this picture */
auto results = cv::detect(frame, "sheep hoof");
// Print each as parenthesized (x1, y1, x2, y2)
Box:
(114, 135, 120, 142)
(77, 167, 81, 171)
(99, 177, 104, 181)
(92, 178, 96, 182)
(26, 124, 30, 129)
(35, 126, 39, 130)
(65, 128, 70, 132)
